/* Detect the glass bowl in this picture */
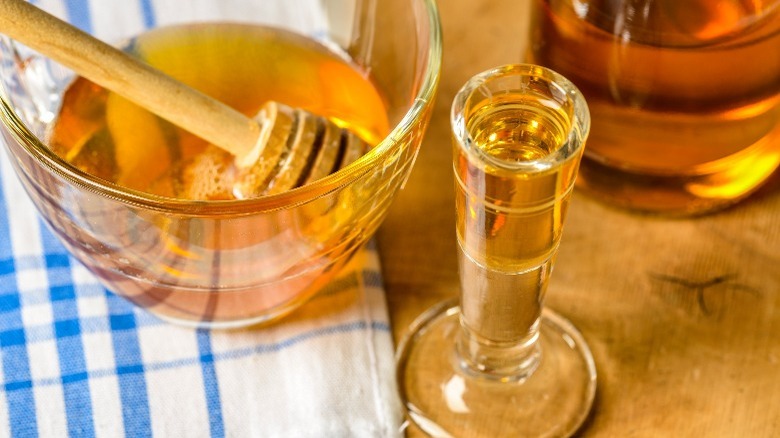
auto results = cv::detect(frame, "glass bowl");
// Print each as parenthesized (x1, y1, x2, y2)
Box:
(0, 0, 441, 329)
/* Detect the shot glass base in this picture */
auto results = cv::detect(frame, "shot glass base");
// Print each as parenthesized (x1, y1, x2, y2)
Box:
(396, 298, 597, 437)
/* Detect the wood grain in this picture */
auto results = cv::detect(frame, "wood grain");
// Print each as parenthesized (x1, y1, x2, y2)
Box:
(378, 0, 780, 436)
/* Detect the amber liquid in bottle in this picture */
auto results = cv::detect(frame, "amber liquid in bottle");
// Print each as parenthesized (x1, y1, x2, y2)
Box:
(528, 0, 780, 214)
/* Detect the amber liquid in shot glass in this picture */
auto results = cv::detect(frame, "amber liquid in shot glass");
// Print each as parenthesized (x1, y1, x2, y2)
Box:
(454, 86, 582, 378)
(396, 64, 596, 437)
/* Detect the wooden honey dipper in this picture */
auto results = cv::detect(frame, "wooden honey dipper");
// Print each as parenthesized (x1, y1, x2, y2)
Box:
(0, 0, 368, 198)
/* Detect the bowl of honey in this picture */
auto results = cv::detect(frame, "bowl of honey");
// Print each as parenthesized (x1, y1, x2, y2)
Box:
(0, 0, 441, 328)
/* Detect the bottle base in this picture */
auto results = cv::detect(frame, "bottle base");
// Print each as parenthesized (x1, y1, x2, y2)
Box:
(576, 153, 780, 216)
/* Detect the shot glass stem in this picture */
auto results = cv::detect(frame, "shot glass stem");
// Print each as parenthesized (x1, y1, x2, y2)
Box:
(456, 246, 554, 380)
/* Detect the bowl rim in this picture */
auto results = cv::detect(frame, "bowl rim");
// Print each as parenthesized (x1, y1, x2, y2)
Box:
(0, 0, 442, 216)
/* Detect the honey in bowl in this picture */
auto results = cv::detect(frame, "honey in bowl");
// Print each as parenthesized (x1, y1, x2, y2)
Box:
(49, 22, 389, 200)
(44, 23, 390, 326)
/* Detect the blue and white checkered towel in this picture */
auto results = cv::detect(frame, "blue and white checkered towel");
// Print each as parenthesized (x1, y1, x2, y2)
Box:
(0, 1, 402, 436)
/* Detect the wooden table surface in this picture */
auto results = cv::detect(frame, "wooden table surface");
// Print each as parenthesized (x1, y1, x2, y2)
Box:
(376, 1, 780, 436)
